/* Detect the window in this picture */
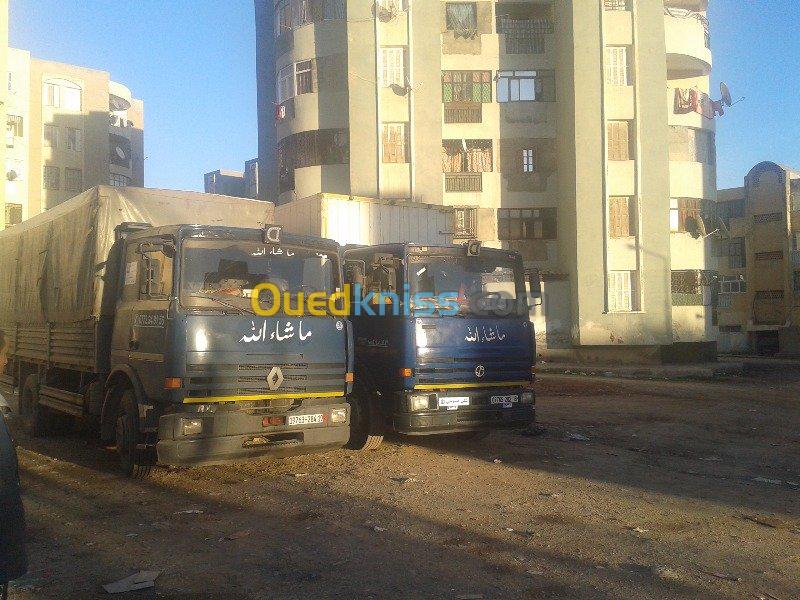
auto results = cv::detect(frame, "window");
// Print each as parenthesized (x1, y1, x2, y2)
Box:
(275, 0, 292, 37)
(609, 197, 636, 238)
(495, 9, 552, 54)
(324, 0, 346, 20)
(442, 139, 493, 173)
(498, 208, 557, 240)
(110, 173, 131, 187)
(728, 238, 746, 269)
(379, 47, 405, 88)
(607, 121, 632, 161)
(43, 165, 60, 190)
(497, 70, 555, 102)
(7, 115, 22, 138)
(65, 168, 83, 193)
(137, 240, 174, 300)
(442, 71, 492, 103)
(605, 46, 630, 86)
(381, 123, 408, 163)
(522, 149, 535, 173)
(718, 294, 731, 309)
(720, 275, 746, 294)
(670, 198, 704, 233)
(445, 2, 478, 33)
(66, 127, 82, 152)
(604, 0, 629, 9)
(43, 80, 82, 111)
(753, 212, 783, 224)
(608, 271, 637, 312)
(43, 124, 58, 148)
(277, 64, 294, 104)
(295, 60, 314, 95)
(669, 126, 716, 164)
(755, 251, 783, 261)
(5, 203, 22, 226)
(454, 207, 477, 238)
(292, 0, 312, 28)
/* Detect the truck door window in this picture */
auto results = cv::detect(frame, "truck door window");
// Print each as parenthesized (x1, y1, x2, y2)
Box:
(137, 242, 174, 300)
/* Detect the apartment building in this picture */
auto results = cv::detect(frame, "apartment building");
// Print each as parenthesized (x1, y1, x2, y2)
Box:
(255, 0, 718, 362)
(204, 158, 260, 199)
(715, 162, 800, 356)
(0, 0, 7, 229)
(3, 49, 144, 228)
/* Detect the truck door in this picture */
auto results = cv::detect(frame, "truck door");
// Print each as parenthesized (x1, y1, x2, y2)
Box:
(111, 238, 175, 401)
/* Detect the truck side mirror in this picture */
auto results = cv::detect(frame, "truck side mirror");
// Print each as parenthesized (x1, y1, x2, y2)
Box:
(526, 269, 543, 307)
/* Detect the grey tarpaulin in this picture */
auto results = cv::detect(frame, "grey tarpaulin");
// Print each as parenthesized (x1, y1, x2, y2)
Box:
(0, 186, 275, 327)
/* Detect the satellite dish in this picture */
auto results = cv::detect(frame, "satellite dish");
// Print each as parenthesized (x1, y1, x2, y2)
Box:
(6, 170, 17, 181)
(720, 82, 733, 107)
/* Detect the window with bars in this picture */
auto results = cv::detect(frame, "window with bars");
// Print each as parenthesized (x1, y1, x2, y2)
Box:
(607, 121, 632, 161)
(754, 251, 783, 261)
(379, 47, 406, 87)
(66, 127, 82, 152)
(609, 197, 636, 238)
(608, 271, 637, 312)
(497, 70, 555, 102)
(43, 165, 60, 190)
(441, 140, 493, 173)
(381, 123, 408, 164)
(522, 149, 535, 173)
(442, 71, 492, 103)
(43, 124, 58, 148)
(498, 207, 557, 240)
(7, 115, 22, 138)
(110, 173, 131, 187)
(277, 64, 294, 104)
(753, 212, 783, 224)
(5, 203, 22, 226)
(445, 2, 478, 33)
(605, 46, 631, 86)
(454, 207, 477, 238)
(728, 238, 746, 269)
(65, 168, 83, 193)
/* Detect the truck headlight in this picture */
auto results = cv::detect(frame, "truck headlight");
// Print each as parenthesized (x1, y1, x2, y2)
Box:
(331, 408, 347, 424)
(408, 394, 434, 412)
(181, 418, 203, 436)
(520, 391, 534, 404)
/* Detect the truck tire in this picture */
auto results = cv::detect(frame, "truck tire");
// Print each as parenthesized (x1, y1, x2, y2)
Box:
(20, 374, 57, 437)
(115, 389, 153, 479)
(347, 394, 384, 451)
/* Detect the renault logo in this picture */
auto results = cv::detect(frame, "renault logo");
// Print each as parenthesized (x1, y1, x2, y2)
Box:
(475, 365, 485, 378)
(266, 366, 284, 391)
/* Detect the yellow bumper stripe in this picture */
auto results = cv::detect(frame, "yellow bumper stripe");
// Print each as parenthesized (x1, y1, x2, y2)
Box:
(183, 391, 345, 404)
(414, 381, 529, 391)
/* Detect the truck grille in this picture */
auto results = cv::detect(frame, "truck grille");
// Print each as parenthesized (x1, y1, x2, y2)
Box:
(185, 361, 345, 399)
(415, 350, 530, 386)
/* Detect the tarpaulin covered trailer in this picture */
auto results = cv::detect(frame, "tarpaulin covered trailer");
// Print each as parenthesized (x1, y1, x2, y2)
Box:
(0, 186, 274, 375)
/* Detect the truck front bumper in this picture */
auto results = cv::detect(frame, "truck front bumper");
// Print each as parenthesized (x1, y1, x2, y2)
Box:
(156, 401, 350, 466)
(393, 387, 535, 435)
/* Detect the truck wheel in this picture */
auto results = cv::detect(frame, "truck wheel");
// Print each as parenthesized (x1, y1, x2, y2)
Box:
(115, 389, 153, 479)
(20, 375, 56, 437)
(347, 394, 384, 451)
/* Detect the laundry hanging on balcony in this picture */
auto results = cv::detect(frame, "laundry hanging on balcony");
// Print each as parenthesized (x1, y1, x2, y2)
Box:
(674, 88, 717, 120)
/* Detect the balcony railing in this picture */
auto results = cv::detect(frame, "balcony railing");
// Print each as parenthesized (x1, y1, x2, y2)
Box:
(444, 102, 482, 124)
(496, 16, 551, 54)
(445, 172, 482, 193)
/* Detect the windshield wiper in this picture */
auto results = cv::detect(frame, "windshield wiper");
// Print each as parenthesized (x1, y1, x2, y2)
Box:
(188, 294, 257, 316)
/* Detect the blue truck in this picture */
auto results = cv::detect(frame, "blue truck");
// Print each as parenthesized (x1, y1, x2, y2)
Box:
(342, 242, 538, 449)
(0, 187, 351, 476)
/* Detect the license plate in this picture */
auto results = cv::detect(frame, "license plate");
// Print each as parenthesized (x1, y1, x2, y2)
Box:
(491, 395, 519, 408)
(287, 413, 324, 426)
(438, 396, 469, 411)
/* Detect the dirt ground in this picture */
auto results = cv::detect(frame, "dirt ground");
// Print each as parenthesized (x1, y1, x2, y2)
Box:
(4, 374, 799, 599)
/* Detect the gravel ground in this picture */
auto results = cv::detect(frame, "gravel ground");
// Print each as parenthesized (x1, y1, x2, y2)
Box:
(4, 374, 799, 599)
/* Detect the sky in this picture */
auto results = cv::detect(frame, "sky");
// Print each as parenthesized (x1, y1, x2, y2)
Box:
(10, 1, 800, 192)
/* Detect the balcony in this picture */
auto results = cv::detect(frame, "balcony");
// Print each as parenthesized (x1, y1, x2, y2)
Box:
(664, 9, 712, 74)
(444, 102, 482, 124)
(445, 173, 482, 193)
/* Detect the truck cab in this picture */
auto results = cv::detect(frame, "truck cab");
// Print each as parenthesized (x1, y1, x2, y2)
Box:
(108, 223, 352, 472)
(343, 243, 537, 449)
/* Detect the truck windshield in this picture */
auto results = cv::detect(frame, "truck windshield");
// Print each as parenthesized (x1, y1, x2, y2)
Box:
(408, 254, 524, 317)
(181, 239, 338, 313)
